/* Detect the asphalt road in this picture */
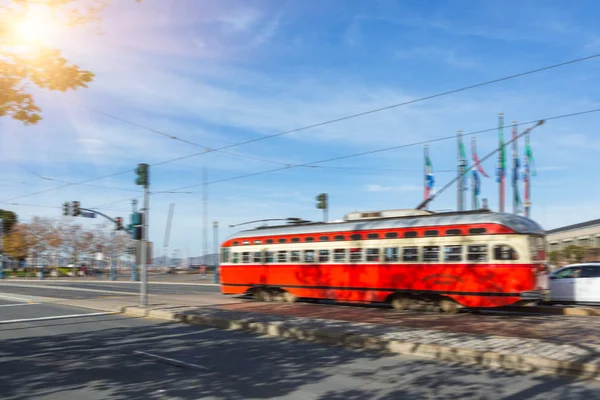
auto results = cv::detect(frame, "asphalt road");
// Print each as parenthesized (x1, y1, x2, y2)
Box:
(0, 299, 599, 399)
(0, 281, 220, 300)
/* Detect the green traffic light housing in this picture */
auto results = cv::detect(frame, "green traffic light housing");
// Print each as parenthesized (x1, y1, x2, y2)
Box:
(62, 202, 70, 216)
(72, 201, 81, 217)
(135, 163, 149, 187)
(316, 193, 328, 210)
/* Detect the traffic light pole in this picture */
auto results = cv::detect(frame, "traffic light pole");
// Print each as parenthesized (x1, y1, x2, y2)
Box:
(140, 185, 149, 307)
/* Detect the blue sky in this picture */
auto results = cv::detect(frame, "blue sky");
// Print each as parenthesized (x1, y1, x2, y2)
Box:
(1, 0, 600, 257)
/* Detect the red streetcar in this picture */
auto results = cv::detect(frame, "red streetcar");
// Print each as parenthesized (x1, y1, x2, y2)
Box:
(219, 209, 549, 313)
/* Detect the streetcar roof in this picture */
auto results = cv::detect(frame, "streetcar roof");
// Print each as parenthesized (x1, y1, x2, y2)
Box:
(226, 211, 545, 240)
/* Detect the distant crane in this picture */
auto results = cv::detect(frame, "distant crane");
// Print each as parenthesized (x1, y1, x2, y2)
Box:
(161, 204, 175, 270)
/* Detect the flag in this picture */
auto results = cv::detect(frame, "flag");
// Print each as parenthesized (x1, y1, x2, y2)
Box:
(496, 124, 506, 183)
(525, 140, 536, 177)
(425, 150, 434, 199)
(472, 170, 480, 195)
(471, 138, 489, 177)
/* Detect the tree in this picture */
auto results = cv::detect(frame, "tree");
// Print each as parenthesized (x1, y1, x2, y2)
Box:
(1, 0, 140, 124)
(3, 223, 28, 259)
(0, 209, 18, 234)
(561, 245, 586, 263)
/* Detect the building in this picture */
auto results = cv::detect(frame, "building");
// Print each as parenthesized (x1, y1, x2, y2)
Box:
(546, 219, 600, 262)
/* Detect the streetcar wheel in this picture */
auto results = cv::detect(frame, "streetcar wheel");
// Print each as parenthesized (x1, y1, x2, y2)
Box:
(283, 292, 298, 303)
(439, 299, 459, 314)
(391, 296, 412, 310)
(254, 289, 271, 302)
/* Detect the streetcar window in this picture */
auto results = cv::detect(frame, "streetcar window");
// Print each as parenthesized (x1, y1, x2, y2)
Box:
(290, 251, 301, 262)
(243, 241, 250, 245)
(319, 236, 329, 242)
(304, 250, 315, 263)
(277, 251, 287, 263)
(266, 239, 274, 244)
(445, 229, 461, 236)
(423, 246, 440, 262)
(384, 247, 399, 262)
(334, 249, 346, 262)
(232, 252, 239, 264)
(319, 250, 330, 263)
(367, 233, 380, 239)
(265, 251, 274, 263)
(233, 241, 239, 246)
(278, 238, 287, 243)
(424, 230, 439, 237)
(334, 235, 345, 241)
(385, 232, 398, 239)
(403, 247, 419, 262)
(366, 248, 380, 262)
(350, 248, 363, 262)
(221, 248, 230, 263)
(404, 231, 418, 238)
(494, 245, 519, 260)
(242, 252, 250, 263)
(444, 245, 462, 262)
(291, 238, 300, 243)
(351, 234, 362, 240)
(305, 237, 315, 243)
(254, 240, 262, 244)
(253, 252, 262, 263)
(469, 228, 487, 235)
(467, 245, 488, 262)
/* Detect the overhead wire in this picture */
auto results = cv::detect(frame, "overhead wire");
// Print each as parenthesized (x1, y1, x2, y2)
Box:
(7, 54, 600, 205)
(91, 106, 600, 209)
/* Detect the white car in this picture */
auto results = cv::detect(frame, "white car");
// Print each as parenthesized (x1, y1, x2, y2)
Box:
(548, 263, 600, 304)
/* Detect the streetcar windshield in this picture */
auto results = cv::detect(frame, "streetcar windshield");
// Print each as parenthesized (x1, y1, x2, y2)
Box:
(529, 236, 547, 262)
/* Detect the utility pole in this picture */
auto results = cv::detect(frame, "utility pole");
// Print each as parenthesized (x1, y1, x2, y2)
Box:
(135, 163, 150, 307)
(213, 221, 219, 283)
(202, 167, 208, 264)
(162, 203, 175, 271)
(131, 199, 139, 281)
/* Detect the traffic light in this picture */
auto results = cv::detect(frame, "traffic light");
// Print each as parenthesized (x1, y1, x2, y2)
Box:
(135, 163, 149, 187)
(130, 212, 143, 240)
(72, 201, 81, 217)
(62, 202, 70, 216)
(115, 217, 123, 231)
(316, 193, 328, 209)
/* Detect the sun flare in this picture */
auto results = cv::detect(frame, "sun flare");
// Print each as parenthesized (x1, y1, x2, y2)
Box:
(9, 5, 60, 49)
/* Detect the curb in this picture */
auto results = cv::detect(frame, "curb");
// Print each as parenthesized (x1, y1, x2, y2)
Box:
(115, 306, 600, 381)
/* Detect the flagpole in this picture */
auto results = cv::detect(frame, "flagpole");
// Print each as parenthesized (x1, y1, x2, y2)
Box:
(498, 112, 505, 213)
(424, 144, 429, 209)
(457, 130, 466, 211)
(471, 171, 476, 210)
(512, 120, 518, 214)
(524, 129, 532, 218)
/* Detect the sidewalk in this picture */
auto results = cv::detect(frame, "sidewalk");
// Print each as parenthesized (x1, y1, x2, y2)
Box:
(57, 294, 600, 381)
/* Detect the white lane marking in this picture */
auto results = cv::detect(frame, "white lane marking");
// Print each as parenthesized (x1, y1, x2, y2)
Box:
(0, 283, 135, 296)
(133, 350, 209, 371)
(0, 312, 115, 324)
(0, 303, 38, 308)
(0, 294, 34, 303)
